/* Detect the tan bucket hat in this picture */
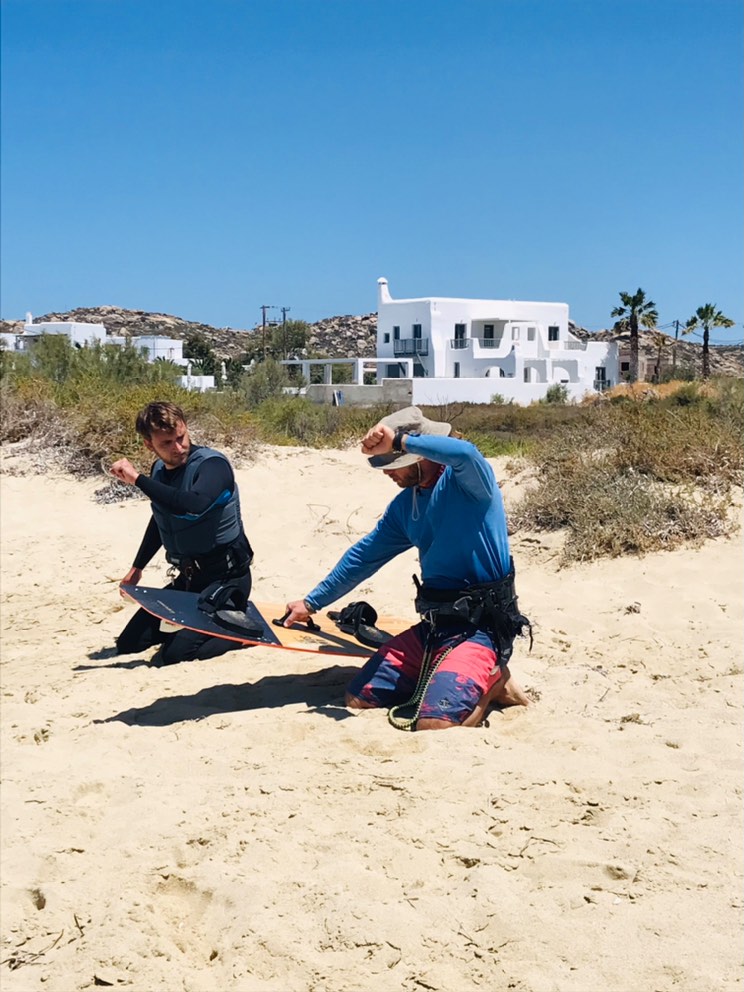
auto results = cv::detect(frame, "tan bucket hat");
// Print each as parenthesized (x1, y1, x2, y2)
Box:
(367, 406, 451, 469)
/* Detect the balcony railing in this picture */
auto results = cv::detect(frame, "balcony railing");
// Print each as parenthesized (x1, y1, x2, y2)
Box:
(393, 338, 429, 357)
(475, 337, 500, 348)
(593, 379, 612, 392)
(448, 338, 471, 350)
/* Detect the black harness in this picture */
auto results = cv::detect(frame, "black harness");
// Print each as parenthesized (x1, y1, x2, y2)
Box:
(167, 539, 254, 585)
(413, 559, 532, 667)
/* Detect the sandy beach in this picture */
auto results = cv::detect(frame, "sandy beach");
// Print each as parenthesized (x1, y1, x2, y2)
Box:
(1, 443, 742, 992)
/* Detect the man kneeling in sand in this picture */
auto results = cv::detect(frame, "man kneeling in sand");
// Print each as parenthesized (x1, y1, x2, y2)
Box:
(110, 401, 254, 665)
(284, 407, 531, 731)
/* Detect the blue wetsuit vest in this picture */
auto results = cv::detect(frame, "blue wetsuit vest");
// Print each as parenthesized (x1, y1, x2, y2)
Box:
(149, 447, 242, 559)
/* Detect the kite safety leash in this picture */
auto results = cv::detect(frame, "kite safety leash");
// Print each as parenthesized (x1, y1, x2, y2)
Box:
(387, 628, 466, 732)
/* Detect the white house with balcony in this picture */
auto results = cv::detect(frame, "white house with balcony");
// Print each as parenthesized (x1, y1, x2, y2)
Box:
(375, 278, 617, 404)
(289, 279, 618, 406)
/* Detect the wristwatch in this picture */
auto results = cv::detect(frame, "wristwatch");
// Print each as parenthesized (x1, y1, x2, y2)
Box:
(392, 428, 407, 452)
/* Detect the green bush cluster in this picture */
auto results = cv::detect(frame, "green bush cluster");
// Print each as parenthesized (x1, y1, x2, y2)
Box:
(2, 340, 741, 564)
(0, 337, 256, 473)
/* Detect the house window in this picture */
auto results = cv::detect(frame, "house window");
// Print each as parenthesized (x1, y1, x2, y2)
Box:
(393, 325, 400, 340)
(454, 323, 466, 340)
(453, 362, 460, 378)
(548, 325, 559, 341)
(523, 368, 530, 382)
(512, 327, 520, 341)
(621, 361, 630, 372)
(484, 324, 494, 340)
(383, 333, 390, 343)
(412, 323, 422, 339)
(527, 327, 536, 341)
(413, 364, 425, 378)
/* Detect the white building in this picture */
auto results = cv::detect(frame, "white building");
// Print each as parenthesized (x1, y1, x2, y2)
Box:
(22, 314, 107, 348)
(375, 278, 617, 404)
(178, 372, 216, 392)
(287, 278, 618, 406)
(0, 332, 23, 351)
(124, 335, 188, 366)
(11, 316, 213, 391)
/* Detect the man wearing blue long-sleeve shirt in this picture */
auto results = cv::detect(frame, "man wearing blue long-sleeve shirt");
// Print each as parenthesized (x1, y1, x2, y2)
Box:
(284, 407, 530, 731)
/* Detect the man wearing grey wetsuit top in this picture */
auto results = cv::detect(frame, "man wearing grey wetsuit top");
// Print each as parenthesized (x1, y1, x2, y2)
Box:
(110, 401, 253, 665)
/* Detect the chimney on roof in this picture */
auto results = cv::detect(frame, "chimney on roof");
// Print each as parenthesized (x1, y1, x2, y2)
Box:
(377, 277, 392, 306)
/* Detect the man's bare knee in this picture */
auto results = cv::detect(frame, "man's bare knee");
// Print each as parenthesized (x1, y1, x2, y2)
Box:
(415, 717, 458, 732)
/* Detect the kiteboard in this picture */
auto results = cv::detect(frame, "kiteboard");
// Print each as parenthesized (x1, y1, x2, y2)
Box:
(118, 584, 411, 658)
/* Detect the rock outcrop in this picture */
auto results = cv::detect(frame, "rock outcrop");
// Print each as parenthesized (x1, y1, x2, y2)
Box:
(2, 307, 380, 363)
(570, 322, 744, 379)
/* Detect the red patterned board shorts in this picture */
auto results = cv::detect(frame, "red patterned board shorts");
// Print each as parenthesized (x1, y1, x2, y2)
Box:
(346, 622, 501, 725)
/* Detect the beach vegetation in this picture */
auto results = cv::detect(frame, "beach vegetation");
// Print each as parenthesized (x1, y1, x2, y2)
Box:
(1, 349, 741, 561)
(511, 380, 743, 563)
(540, 384, 570, 405)
(183, 331, 220, 375)
(239, 358, 292, 407)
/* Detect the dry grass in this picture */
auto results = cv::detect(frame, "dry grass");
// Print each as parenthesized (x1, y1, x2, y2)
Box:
(2, 354, 742, 562)
(511, 387, 743, 563)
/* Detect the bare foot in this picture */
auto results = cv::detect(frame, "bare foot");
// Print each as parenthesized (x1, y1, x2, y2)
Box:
(462, 665, 530, 727)
(492, 666, 530, 708)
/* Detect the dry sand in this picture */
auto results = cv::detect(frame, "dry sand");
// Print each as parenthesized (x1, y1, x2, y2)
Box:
(1, 444, 742, 992)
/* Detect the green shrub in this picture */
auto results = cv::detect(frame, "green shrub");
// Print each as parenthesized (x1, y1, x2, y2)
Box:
(252, 398, 380, 447)
(240, 359, 291, 407)
(541, 384, 570, 405)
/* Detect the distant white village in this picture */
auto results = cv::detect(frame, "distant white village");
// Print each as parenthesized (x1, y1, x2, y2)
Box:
(2, 278, 619, 404)
(0, 313, 218, 392)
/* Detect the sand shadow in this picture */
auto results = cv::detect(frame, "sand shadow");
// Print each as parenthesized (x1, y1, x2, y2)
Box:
(76, 656, 154, 672)
(96, 664, 360, 726)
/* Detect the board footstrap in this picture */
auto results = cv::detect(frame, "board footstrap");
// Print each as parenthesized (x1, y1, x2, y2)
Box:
(328, 601, 394, 650)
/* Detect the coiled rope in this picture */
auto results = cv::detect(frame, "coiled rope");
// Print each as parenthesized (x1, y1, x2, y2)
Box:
(387, 627, 467, 731)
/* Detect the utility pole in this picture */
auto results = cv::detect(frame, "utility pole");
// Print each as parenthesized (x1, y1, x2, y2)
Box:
(281, 306, 291, 358)
(672, 319, 680, 377)
(260, 305, 275, 359)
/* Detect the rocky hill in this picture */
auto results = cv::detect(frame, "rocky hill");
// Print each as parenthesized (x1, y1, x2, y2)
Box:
(2, 307, 742, 377)
(0, 306, 379, 362)
(570, 323, 744, 379)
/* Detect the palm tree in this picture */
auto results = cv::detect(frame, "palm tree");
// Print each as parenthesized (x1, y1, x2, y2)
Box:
(611, 288, 659, 383)
(682, 303, 735, 379)
(648, 330, 673, 384)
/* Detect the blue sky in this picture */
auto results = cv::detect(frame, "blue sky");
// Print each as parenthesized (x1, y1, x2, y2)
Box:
(1, 0, 742, 342)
